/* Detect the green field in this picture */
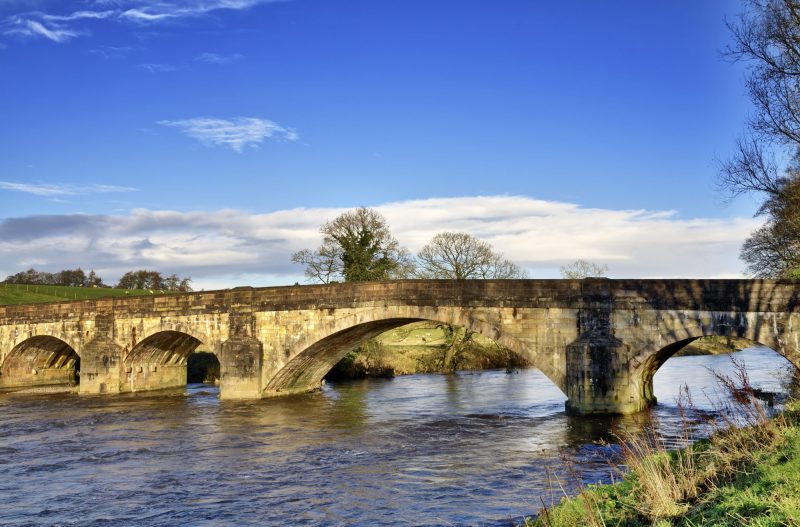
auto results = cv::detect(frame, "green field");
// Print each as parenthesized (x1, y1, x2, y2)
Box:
(0, 283, 165, 305)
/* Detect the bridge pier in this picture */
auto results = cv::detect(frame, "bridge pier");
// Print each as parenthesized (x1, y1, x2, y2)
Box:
(219, 310, 263, 400)
(563, 283, 654, 415)
(565, 334, 653, 415)
(219, 336, 263, 399)
(80, 336, 123, 395)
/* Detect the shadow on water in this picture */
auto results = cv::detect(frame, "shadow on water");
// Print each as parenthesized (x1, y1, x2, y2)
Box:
(0, 346, 794, 527)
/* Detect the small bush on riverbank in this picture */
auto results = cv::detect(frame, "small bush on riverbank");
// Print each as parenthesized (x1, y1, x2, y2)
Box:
(529, 365, 800, 527)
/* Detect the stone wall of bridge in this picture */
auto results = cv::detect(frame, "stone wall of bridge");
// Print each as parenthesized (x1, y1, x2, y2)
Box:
(0, 279, 797, 415)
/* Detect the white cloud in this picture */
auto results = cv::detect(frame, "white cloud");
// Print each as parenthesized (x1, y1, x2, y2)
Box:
(89, 45, 136, 59)
(120, 8, 173, 22)
(121, 1, 281, 22)
(0, 181, 138, 197)
(195, 52, 244, 64)
(8, 19, 79, 42)
(137, 62, 175, 72)
(0, 195, 761, 289)
(41, 10, 115, 22)
(158, 117, 298, 152)
(2, 1, 285, 44)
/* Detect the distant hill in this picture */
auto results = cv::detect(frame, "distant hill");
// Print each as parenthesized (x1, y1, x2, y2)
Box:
(0, 283, 165, 305)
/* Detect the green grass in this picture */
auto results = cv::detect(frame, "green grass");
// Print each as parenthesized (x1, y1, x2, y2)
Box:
(682, 419, 800, 526)
(0, 283, 165, 305)
(529, 400, 800, 527)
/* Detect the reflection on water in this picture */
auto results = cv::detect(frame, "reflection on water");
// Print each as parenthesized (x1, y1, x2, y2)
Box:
(0, 347, 794, 526)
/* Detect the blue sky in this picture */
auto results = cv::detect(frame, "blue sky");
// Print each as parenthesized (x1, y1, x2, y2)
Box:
(0, 0, 763, 286)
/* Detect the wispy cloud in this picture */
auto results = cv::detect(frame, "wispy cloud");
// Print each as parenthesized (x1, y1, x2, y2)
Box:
(120, 1, 280, 22)
(5, 19, 79, 42)
(158, 117, 298, 152)
(0, 181, 138, 197)
(137, 62, 175, 73)
(0, 196, 760, 288)
(195, 52, 243, 64)
(2, 1, 285, 44)
(89, 44, 136, 59)
(41, 10, 115, 22)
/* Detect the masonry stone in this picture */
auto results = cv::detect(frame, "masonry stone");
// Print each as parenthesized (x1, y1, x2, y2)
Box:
(0, 279, 798, 414)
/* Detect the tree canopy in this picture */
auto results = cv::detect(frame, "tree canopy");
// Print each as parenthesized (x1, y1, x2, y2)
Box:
(292, 207, 414, 283)
(116, 270, 192, 291)
(3, 268, 104, 287)
(720, 0, 800, 277)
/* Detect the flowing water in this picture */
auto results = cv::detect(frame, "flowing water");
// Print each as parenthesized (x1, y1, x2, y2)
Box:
(0, 347, 794, 527)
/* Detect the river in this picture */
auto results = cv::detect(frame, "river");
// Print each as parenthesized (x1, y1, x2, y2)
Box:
(0, 347, 794, 526)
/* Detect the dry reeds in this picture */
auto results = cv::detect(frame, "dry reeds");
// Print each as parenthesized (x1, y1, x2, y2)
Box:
(534, 356, 793, 526)
(624, 357, 788, 521)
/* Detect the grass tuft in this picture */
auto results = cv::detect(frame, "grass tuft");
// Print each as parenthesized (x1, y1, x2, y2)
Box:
(528, 361, 800, 527)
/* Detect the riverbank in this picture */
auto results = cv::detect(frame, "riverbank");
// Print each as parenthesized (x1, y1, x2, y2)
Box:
(325, 321, 528, 379)
(528, 381, 800, 526)
(325, 324, 751, 380)
(675, 335, 752, 356)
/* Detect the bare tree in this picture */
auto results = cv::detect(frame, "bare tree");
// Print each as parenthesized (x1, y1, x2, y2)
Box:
(415, 231, 527, 279)
(292, 207, 414, 283)
(414, 231, 525, 373)
(291, 247, 340, 284)
(559, 259, 609, 279)
(720, 0, 800, 276)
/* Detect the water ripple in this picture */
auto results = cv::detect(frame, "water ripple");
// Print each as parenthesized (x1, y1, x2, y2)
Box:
(0, 347, 793, 526)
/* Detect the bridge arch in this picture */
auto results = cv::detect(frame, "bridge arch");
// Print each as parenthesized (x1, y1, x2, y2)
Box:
(123, 330, 210, 392)
(5, 326, 83, 360)
(263, 313, 564, 397)
(0, 335, 80, 390)
(632, 326, 800, 407)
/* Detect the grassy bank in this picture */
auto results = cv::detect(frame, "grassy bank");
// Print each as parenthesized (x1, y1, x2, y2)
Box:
(675, 336, 752, 357)
(529, 370, 800, 527)
(0, 283, 165, 305)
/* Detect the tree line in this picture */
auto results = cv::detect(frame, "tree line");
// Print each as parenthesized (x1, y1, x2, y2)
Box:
(3, 268, 192, 292)
(291, 207, 529, 282)
(292, 206, 608, 283)
(3, 268, 104, 288)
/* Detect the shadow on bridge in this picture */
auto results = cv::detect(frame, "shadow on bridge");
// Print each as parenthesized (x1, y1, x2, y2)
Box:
(629, 279, 800, 411)
(0, 336, 79, 391)
(123, 330, 213, 393)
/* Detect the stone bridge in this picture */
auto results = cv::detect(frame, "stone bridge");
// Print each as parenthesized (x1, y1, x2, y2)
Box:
(0, 279, 798, 414)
